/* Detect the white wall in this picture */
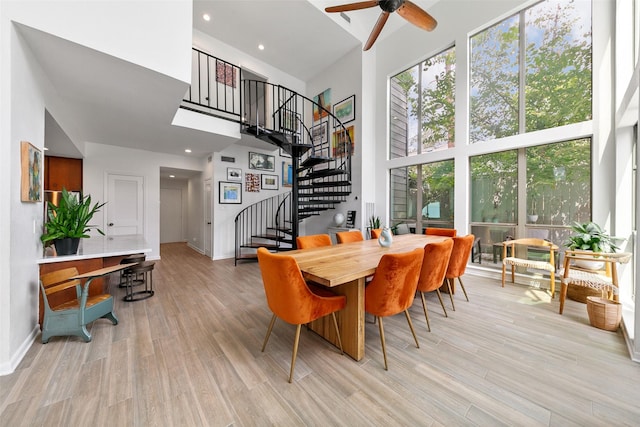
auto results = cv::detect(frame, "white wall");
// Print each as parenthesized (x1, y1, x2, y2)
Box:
(305, 46, 365, 234)
(0, 16, 49, 375)
(83, 143, 204, 261)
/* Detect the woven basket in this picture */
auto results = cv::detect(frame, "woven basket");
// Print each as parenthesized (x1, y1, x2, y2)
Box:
(567, 283, 601, 303)
(586, 296, 621, 331)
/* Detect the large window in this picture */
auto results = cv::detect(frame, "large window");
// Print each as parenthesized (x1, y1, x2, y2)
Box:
(470, 138, 591, 266)
(470, 0, 592, 142)
(390, 46, 455, 158)
(390, 160, 454, 231)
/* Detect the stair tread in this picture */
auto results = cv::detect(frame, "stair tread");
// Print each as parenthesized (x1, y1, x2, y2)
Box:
(241, 243, 279, 249)
(298, 200, 338, 205)
(300, 156, 331, 168)
(300, 169, 348, 179)
(298, 181, 351, 189)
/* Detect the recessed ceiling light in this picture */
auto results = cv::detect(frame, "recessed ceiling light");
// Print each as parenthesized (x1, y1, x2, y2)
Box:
(185, 149, 192, 153)
(258, 44, 265, 51)
(203, 13, 211, 21)
(43, 146, 49, 151)
(169, 175, 175, 178)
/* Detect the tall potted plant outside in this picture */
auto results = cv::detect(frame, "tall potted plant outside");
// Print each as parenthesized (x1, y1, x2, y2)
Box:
(565, 221, 618, 269)
(41, 188, 105, 255)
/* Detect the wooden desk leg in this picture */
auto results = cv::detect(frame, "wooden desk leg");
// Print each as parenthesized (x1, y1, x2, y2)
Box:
(309, 278, 365, 361)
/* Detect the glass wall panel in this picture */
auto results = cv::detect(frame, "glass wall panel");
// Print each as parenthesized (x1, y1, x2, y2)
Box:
(390, 47, 455, 158)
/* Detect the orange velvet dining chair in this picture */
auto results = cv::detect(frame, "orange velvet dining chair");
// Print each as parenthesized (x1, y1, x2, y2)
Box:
(296, 233, 332, 249)
(416, 239, 454, 332)
(365, 248, 424, 370)
(425, 227, 457, 237)
(370, 228, 382, 239)
(336, 230, 364, 243)
(257, 247, 346, 383)
(443, 234, 475, 310)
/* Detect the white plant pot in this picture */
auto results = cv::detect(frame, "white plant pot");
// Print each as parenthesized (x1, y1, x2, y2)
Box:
(527, 214, 538, 223)
(574, 252, 605, 270)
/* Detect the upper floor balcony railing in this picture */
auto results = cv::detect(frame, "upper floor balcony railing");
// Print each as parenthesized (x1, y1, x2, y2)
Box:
(182, 48, 241, 121)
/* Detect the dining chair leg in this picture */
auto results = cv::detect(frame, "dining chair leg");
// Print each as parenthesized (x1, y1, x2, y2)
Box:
(501, 264, 506, 287)
(404, 310, 419, 349)
(559, 282, 568, 314)
(458, 277, 469, 302)
(289, 324, 302, 383)
(331, 312, 344, 355)
(418, 291, 431, 332)
(446, 279, 456, 311)
(435, 289, 448, 317)
(261, 314, 277, 352)
(377, 317, 388, 371)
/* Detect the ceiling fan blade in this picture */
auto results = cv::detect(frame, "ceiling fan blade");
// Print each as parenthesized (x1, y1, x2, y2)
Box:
(397, 0, 437, 31)
(364, 11, 390, 51)
(325, 1, 379, 13)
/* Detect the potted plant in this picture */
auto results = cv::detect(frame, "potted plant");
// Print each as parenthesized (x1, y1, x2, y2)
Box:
(565, 221, 619, 269)
(41, 188, 106, 255)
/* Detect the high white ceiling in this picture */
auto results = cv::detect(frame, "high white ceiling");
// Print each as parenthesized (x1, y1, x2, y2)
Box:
(21, 0, 439, 179)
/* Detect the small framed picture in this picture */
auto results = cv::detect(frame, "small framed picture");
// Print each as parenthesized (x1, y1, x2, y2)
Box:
(219, 181, 242, 204)
(311, 121, 328, 144)
(279, 147, 291, 158)
(333, 94, 355, 126)
(280, 109, 300, 132)
(261, 174, 279, 190)
(227, 167, 242, 181)
(282, 160, 293, 187)
(20, 141, 42, 202)
(249, 151, 275, 171)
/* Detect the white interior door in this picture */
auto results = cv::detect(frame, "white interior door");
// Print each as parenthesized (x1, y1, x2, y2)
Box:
(160, 188, 183, 243)
(204, 179, 212, 257)
(106, 174, 144, 236)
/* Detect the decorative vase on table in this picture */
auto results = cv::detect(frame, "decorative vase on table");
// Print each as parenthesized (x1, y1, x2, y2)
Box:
(378, 227, 393, 248)
(333, 213, 345, 227)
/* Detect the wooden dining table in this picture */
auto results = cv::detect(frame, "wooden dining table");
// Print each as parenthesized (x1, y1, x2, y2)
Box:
(287, 233, 449, 361)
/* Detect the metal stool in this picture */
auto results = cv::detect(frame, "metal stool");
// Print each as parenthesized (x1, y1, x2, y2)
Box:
(118, 253, 146, 288)
(123, 261, 155, 301)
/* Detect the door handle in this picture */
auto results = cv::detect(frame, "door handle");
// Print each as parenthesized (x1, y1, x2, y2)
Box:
(207, 222, 211, 225)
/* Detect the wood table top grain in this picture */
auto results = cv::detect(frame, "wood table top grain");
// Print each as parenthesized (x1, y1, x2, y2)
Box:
(287, 234, 449, 286)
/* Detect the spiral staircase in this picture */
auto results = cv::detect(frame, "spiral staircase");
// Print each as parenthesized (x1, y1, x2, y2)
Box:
(234, 80, 353, 264)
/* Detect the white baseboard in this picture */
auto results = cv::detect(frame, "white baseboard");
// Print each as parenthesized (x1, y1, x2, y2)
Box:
(0, 325, 39, 376)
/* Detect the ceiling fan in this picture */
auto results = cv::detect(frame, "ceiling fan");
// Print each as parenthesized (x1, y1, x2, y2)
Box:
(325, 0, 437, 51)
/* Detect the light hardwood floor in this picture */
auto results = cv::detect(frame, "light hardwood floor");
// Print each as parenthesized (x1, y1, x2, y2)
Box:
(2, 242, 639, 426)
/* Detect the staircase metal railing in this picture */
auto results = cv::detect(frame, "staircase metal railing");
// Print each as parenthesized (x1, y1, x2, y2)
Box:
(181, 48, 242, 121)
(178, 49, 353, 263)
(234, 192, 292, 265)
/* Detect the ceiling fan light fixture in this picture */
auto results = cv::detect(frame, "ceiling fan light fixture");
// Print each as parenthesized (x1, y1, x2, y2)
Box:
(325, 0, 437, 51)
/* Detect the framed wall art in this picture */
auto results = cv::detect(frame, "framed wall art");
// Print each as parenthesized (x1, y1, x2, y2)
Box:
(282, 160, 293, 187)
(219, 181, 242, 204)
(248, 151, 275, 171)
(311, 121, 328, 144)
(280, 109, 300, 132)
(227, 167, 242, 182)
(333, 94, 355, 126)
(21, 141, 42, 202)
(332, 126, 355, 157)
(313, 88, 331, 122)
(261, 174, 279, 190)
(245, 173, 260, 192)
(279, 147, 291, 158)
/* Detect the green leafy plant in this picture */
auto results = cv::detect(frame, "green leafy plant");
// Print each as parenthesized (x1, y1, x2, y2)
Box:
(41, 188, 105, 243)
(369, 216, 381, 230)
(565, 221, 618, 253)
